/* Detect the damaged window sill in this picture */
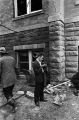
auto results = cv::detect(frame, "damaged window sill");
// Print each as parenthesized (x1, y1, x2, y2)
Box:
(12, 10, 44, 21)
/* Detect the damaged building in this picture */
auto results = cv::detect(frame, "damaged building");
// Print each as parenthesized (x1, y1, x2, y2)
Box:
(0, 0, 78, 83)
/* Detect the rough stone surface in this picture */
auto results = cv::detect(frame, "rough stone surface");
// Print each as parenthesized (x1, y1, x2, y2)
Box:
(50, 62, 65, 69)
(49, 20, 65, 82)
(66, 56, 78, 62)
(65, 46, 78, 51)
(49, 56, 65, 63)
(65, 21, 79, 79)
(49, 50, 65, 57)
(65, 67, 78, 73)
(66, 62, 78, 68)
(65, 41, 78, 46)
(65, 36, 79, 41)
(65, 51, 78, 56)
(66, 73, 76, 78)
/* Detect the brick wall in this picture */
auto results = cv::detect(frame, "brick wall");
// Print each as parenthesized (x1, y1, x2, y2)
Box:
(0, 26, 49, 57)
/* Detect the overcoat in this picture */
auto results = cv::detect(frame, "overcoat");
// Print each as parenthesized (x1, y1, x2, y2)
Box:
(33, 60, 44, 83)
(0, 56, 17, 88)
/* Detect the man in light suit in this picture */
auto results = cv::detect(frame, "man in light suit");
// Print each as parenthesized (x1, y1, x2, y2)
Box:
(33, 53, 47, 106)
(0, 47, 19, 111)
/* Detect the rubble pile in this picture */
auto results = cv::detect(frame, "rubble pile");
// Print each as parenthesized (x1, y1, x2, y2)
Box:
(44, 80, 71, 105)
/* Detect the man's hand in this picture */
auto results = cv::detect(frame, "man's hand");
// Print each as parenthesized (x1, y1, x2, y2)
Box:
(41, 64, 47, 67)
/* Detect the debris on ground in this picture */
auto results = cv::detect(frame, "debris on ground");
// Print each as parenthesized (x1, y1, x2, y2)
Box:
(44, 80, 71, 94)
(17, 91, 24, 95)
(44, 80, 71, 105)
(16, 90, 34, 98)
(26, 91, 34, 98)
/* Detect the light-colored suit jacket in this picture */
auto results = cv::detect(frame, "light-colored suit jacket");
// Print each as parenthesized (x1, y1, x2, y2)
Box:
(0, 55, 17, 88)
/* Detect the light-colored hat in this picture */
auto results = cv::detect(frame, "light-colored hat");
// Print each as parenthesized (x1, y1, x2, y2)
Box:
(0, 47, 6, 53)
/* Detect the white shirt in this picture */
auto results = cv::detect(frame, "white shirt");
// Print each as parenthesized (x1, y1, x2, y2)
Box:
(36, 58, 41, 66)
(36, 58, 44, 72)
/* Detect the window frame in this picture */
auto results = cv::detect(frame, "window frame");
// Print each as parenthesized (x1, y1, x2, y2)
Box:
(14, 0, 42, 17)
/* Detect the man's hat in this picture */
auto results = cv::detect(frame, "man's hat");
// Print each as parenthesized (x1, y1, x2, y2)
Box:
(36, 52, 44, 58)
(0, 47, 6, 53)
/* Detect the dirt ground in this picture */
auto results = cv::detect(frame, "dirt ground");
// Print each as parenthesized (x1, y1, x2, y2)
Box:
(0, 78, 79, 120)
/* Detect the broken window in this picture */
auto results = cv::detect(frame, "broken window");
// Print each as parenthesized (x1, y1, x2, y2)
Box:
(14, 0, 42, 17)
(17, 0, 27, 16)
(31, 0, 42, 12)
(18, 50, 29, 71)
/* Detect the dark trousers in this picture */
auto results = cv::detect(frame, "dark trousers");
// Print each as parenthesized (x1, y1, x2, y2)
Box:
(34, 82, 44, 103)
(3, 85, 14, 100)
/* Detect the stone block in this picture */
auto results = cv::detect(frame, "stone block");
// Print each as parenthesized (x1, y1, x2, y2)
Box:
(65, 36, 79, 41)
(51, 26, 64, 32)
(74, 26, 79, 31)
(66, 46, 78, 51)
(50, 30, 64, 36)
(49, 40, 64, 47)
(65, 67, 78, 73)
(65, 27, 74, 32)
(49, 44, 64, 51)
(50, 68, 64, 75)
(49, 31, 61, 36)
(49, 21, 64, 28)
(50, 62, 65, 69)
(65, 23, 74, 28)
(74, 21, 79, 27)
(50, 73, 65, 82)
(66, 72, 76, 79)
(49, 56, 65, 63)
(66, 62, 78, 68)
(65, 41, 78, 46)
(49, 35, 64, 41)
(74, 31, 79, 36)
(49, 50, 65, 57)
(65, 31, 74, 37)
(66, 56, 78, 62)
(49, 25, 61, 32)
(65, 51, 78, 56)
(55, 21, 64, 27)
(74, 36, 79, 41)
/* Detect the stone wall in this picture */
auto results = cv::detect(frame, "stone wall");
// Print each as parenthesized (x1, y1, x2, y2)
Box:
(64, 0, 79, 18)
(49, 20, 65, 82)
(65, 22, 79, 79)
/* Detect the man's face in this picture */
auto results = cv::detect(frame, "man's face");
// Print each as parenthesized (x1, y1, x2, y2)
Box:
(39, 55, 44, 62)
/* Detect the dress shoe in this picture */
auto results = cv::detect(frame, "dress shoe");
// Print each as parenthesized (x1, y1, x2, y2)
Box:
(35, 102, 40, 106)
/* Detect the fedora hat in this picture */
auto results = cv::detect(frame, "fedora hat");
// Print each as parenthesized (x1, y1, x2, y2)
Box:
(0, 47, 6, 53)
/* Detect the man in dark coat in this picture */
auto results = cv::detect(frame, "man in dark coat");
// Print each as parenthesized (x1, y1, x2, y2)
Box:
(70, 72, 79, 96)
(33, 53, 47, 106)
(0, 47, 19, 110)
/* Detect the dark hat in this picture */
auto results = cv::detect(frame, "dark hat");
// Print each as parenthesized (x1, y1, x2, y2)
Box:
(36, 52, 44, 58)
